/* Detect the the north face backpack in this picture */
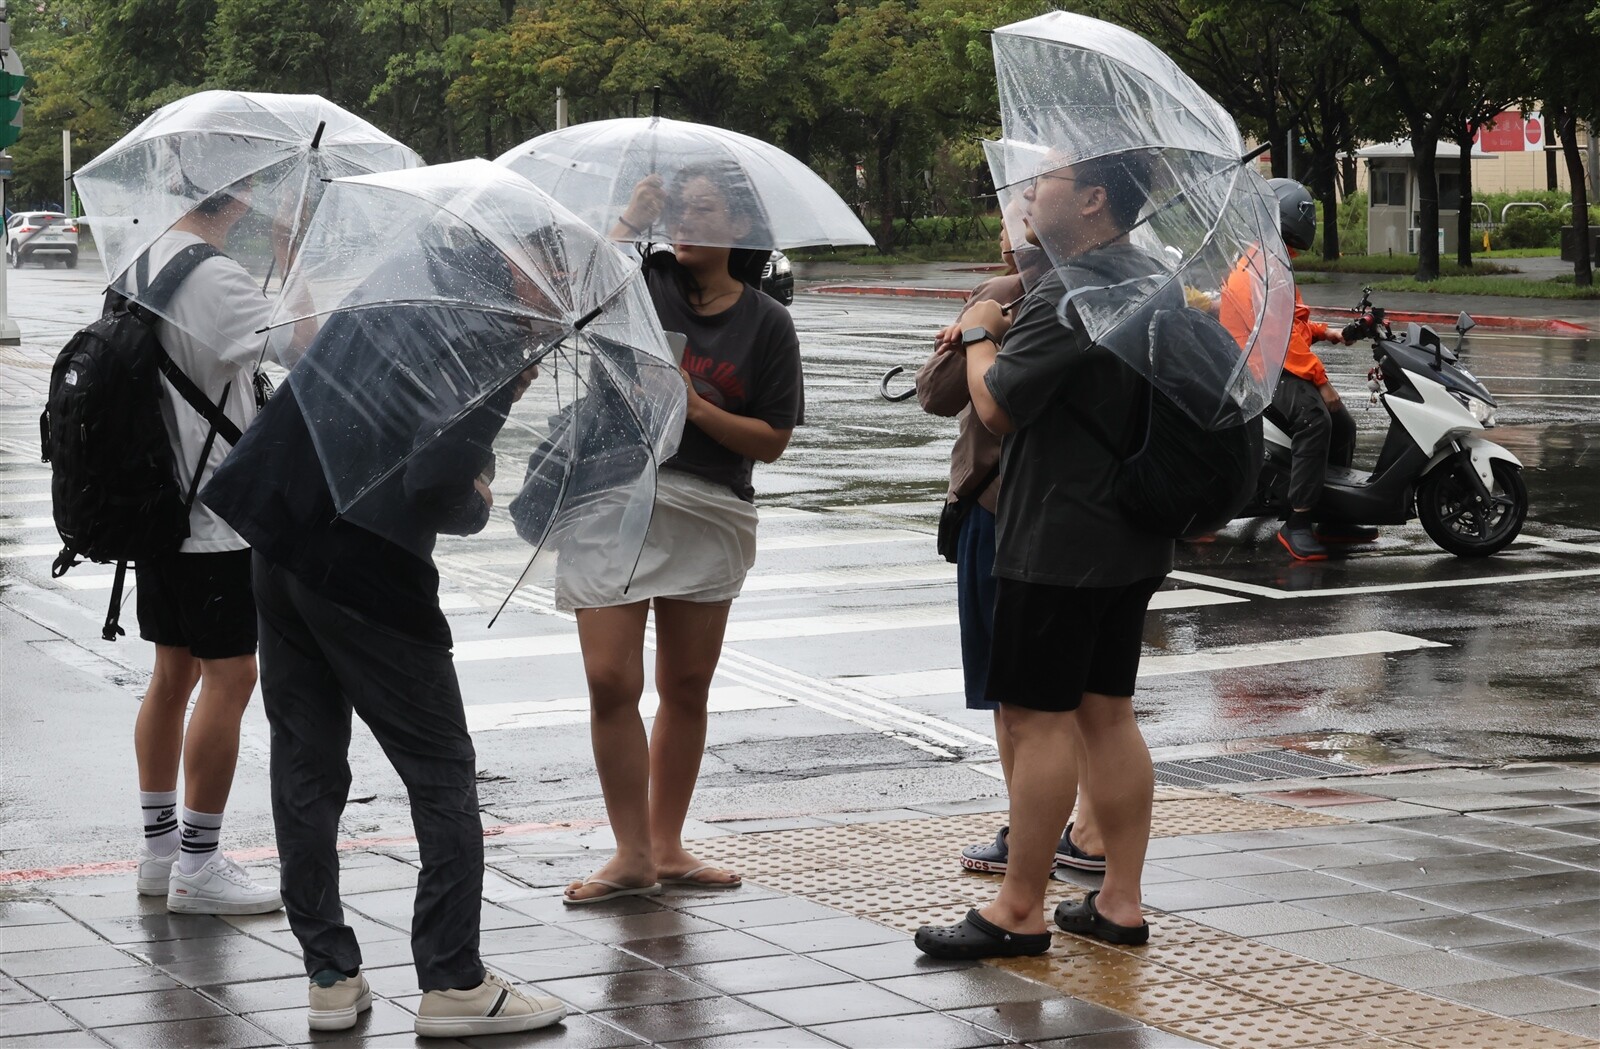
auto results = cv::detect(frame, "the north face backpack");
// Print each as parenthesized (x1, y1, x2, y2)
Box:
(1088, 306, 1264, 539)
(39, 243, 243, 640)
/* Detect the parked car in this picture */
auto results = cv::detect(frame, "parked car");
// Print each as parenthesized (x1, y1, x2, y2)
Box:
(6, 212, 80, 268)
(761, 250, 794, 306)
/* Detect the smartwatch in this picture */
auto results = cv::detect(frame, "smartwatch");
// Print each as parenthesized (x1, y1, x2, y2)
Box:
(960, 326, 996, 347)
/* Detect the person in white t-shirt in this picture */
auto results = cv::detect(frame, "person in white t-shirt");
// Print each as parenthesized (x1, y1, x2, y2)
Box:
(133, 181, 293, 916)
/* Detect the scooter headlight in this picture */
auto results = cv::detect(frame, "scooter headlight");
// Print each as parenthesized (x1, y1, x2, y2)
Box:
(1452, 390, 1497, 427)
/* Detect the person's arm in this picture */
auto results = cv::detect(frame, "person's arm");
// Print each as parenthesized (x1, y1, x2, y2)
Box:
(958, 298, 1016, 435)
(914, 338, 972, 416)
(683, 377, 793, 462)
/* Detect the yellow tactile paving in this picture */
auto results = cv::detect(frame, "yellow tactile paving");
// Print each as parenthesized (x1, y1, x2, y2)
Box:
(724, 789, 1587, 1048)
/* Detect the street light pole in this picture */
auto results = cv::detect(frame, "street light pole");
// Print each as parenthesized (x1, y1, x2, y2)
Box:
(0, 1, 22, 344)
(61, 128, 70, 218)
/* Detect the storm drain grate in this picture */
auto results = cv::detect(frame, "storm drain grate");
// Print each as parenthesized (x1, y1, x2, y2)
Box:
(1153, 749, 1361, 788)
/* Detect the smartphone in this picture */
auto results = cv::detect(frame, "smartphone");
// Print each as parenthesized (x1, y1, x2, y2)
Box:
(664, 330, 688, 366)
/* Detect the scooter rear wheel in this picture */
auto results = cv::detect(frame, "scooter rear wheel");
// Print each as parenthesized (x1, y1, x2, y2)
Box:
(1417, 459, 1527, 557)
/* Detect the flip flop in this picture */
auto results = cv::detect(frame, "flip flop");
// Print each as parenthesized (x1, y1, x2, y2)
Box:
(1054, 890, 1149, 946)
(562, 877, 663, 906)
(914, 909, 1053, 960)
(659, 864, 742, 889)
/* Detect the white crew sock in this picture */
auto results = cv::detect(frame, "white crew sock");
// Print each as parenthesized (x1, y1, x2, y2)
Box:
(140, 790, 179, 857)
(176, 807, 224, 876)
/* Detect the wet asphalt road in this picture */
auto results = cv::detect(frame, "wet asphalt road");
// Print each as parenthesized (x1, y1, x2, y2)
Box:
(0, 264, 1596, 871)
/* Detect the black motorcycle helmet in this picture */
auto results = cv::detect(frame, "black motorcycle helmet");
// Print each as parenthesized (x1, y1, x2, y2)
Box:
(1268, 178, 1316, 251)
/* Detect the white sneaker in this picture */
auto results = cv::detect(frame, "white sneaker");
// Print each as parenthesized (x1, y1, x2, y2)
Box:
(136, 842, 177, 896)
(167, 853, 283, 915)
(309, 971, 371, 1032)
(414, 971, 566, 1038)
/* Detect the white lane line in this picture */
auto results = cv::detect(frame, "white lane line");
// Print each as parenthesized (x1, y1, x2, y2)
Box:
(848, 631, 1446, 699)
(759, 527, 928, 551)
(0, 516, 54, 530)
(466, 685, 789, 733)
(836, 501, 944, 518)
(743, 563, 955, 593)
(1, 543, 67, 558)
(1520, 536, 1600, 555)
(758, 507, 824, 521)
(0, 492, 51, 504)
(0, 471, 52, 484)
(1169, 566, 1600, 600)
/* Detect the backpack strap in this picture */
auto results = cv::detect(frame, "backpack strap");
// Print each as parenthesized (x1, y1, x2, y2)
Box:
(102, 562, 129, 641)
(156, 353, 243, 446)
(131, 244, 246, 447)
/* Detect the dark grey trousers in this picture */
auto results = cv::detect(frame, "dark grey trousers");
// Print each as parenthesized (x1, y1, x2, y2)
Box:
(253, 553, 484, 992)
(1272, 373, 1356, 511)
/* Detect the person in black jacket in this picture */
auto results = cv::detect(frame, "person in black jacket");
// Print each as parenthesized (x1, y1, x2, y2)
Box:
(202, 244, 566, 1039)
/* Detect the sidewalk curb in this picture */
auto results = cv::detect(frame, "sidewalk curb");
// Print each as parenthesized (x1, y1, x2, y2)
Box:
(807, 284, 1595, 334)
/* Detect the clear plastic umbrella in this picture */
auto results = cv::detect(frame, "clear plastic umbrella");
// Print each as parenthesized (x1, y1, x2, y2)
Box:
(73, 90, 422, 356)
(987, 12, 1295, 429)
(496, 117, 873, 250)
(267, 159, 684, 607)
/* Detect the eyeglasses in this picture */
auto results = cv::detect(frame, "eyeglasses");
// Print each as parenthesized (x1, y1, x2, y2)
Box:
(1027, 172, 1086, 191)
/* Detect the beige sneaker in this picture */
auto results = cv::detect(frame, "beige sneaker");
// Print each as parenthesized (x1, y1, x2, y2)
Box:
(414, 971, 566, 1038)
(308, 970, 371, 1032)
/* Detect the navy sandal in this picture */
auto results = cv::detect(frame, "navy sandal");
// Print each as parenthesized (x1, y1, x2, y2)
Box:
(1054, 890, 1149, 946)
(914, 908, 1053, 960)
(1054, 823, 1107, 872)
(960, 826, 1009, 873)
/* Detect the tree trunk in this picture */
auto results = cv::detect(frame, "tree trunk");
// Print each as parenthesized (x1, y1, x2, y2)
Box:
(1341, 153, 1357, 197)
(1414, 142, 1441, 281)
(1265, 116, 1286, 178)
(1314, 148, 1339, 260)
(1557, 108, 1593, 287)
(1456, 136, 1474, 269)
(875, 131, 897, 254)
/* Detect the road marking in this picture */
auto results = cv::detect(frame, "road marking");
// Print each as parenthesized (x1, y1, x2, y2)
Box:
(0, 492, 50, 504)
(466, 685, 790, 733)
(0, 515, 54, 530)
(1520, 536, 1600, 555)
(848, 631, 1446, 698)
(759, 527, 928, 551)
(1169, 565, 1600, 600)
(0, 471, 52, 484)
(743, 563, 955, 593)
(836, 501, 945, 518)
(0, 543, 67, 558)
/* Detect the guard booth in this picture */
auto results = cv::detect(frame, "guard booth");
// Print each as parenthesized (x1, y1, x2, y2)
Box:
(1356, 140, 1496, 255)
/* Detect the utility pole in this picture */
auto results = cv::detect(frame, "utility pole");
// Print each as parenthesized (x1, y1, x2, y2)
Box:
(61, 128, 70, 218)
(555, 87, 567, 130)
(0, 1, 24, 344)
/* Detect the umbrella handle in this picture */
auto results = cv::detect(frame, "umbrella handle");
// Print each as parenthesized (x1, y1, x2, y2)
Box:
(879, 366, 918, 402)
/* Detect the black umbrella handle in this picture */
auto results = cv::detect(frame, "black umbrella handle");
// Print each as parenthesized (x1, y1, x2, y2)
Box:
(879, 366, 918, 402)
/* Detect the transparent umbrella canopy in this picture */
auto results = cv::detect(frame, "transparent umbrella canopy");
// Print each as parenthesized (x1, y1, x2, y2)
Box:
(73, 90, 422, 357)
(496, 116, 873, 250)
(266, 159, 685, 608)
(987, 12, 1295, 429)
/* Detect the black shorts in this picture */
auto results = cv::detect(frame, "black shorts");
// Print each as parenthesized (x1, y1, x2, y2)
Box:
(135, 550, 258, 660)
(985, 575, 1164, 712)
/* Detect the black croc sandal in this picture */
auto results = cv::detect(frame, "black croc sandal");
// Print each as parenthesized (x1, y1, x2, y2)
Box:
(1054, 890, 1150, 946)
(914, 908, 1053, 960)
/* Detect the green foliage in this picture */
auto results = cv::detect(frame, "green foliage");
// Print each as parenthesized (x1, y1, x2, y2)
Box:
(1496, 207, 1562, 249)
(1292, 254, 1515, 276)
(1372, 275, 1600, 299)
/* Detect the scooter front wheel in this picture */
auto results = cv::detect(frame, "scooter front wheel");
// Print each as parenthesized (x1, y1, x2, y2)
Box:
(1416, 459, 1527, 557)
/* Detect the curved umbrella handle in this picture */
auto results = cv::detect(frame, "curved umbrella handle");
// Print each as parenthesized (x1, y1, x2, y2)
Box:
(879, 366, 918, 402)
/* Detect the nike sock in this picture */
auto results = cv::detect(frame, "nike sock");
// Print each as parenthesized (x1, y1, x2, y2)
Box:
(176, 807, 224, 875)
(140, 790, 179, 856)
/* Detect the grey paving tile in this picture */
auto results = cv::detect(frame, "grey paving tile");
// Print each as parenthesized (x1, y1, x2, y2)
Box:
(1340, 950, 1524, 988)
(747, 917, 903, 954)
(1474, 805, 1600, 826)
(561, 911, 725, 946)
(454, 1012, 645, 1047)
(57, 987, 226, 1027)
(1181, 829, 1326, 851)
(1500, 789, 1600, 805)
(601, 996, 789, 1043)
(493, 943, 655, 983)
(1265, 823, 1425, 846)
(1472, 901, 1600, 933)
(500, 894, 668, 926)
(1253, 925, 1419, 963)
(97, 1014, 280, 1049)
(156, 948, 307, 988)
(1321, 852, 1573, 891)
(1553, 820, 1600, 840)
(83, 913, 241, 945)
(739, 982, 923, 1026)
(675, 955, 853, 996)
(709, 817, 834, 833)
(18, 963, 183, 1001)
(1152, 851, 1302, 879)
(0, 944, 141, 978)
(244, 998, 416, 1042)
(0, 980, 29, 1008)
(1400, 870, 1600, 910)
(46, 895, 168, 923)
(810, 940, 975, 981)
(1242, 843, 1399, 870)
(0, 904, 69, 928)
(1298, 801, 1446, 821)
(618, 928, 789, 967)
(809, 1011, 1004, 1048)
(660, 1030, 837, 1049)
(953, 998, 1144, 1041)
(1360, 836, 1499, 862)
(1375, 913, 1536, 949)
(1458, 938, 1600, 975)
(1215, 870, 1371, 901)
(1432, 973, 1598, 1015)
(1430, 822, 1598, 851)
(195, 975, 313, 1014)
(1534, 844, 1600, 869)
(0, 1001, 77, 1037)
(537, 968, 718, 1012)
(0, 922, 105, 953)
(818, 809, 931, 825)
(1289, 891, 1453, 925)
(1140, 838, 1227, 860)
(478, 922, 591, 957)
(913, 798, 1010, 816)
(1139, 880, 1267, 912)
(679, 897, 843, 930)
(1174, 902, 1340, 937)
(0, 1033, 103, 1048)
(1546, 967, 1600, 990)
(875, 968, 1059, 1011)
(1519, 1005, 1600, 1040)
(1029, 1032, 1209, 1048)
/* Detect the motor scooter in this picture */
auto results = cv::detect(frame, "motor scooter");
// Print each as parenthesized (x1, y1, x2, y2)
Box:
(1241, 288, 1527, 556)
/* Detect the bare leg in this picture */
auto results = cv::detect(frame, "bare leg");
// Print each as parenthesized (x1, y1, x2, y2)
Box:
(648, 598, 737, 885)
(1066, 722, 1103, 856)
(1076, 693, 1152, 927)
(566, 602, 656, 902)
(980, 704, 1079, 935)
(181, 654, 257, 813)
(135, 645, 201, 793)
(992, 709, 1015, 788)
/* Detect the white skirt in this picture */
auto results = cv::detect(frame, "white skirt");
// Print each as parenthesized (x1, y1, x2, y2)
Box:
(553, 468, 758, 611)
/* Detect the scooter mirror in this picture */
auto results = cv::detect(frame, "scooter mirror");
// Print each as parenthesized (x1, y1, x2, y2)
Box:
(1456, 312, 1476, 334)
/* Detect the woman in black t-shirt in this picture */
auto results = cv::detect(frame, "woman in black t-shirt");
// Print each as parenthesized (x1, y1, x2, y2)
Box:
(560, 165, 804, 905)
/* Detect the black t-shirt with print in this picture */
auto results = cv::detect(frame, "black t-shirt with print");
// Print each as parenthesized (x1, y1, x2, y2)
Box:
(646, 267, 804, 502)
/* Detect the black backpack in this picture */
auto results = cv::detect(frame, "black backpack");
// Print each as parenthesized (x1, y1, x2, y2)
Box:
(39, 243, 244, 640)
(1086, 306, 1264, 539)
